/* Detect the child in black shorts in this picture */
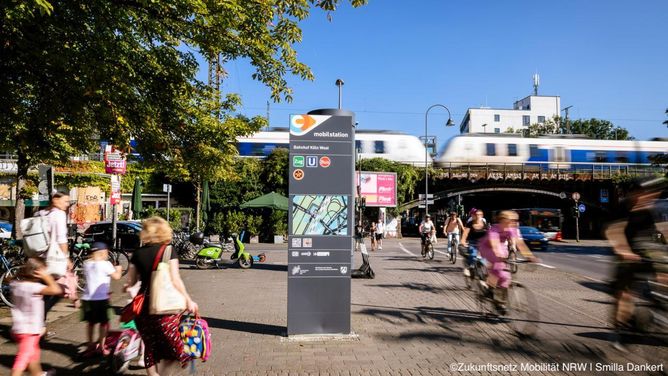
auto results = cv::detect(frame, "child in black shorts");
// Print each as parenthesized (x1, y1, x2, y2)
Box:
(81, 242, 122, 357)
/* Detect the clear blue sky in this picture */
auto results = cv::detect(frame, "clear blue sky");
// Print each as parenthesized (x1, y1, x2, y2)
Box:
(199, 0, 668, 144)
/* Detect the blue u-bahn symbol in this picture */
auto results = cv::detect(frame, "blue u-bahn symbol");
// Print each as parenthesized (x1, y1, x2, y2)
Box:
(578, 203, 586, 213)
(306, 156, 318, 167)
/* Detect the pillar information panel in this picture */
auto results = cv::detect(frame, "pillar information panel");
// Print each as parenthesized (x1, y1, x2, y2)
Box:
(288, 109, 355, 336)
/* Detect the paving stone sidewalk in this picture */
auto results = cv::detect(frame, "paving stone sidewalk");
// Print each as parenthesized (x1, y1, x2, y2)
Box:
(1, 239, 666, 375)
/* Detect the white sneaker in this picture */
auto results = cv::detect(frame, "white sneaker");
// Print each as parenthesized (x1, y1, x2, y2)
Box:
(378, 246, 382, 250)
(463, 268, 471, 277)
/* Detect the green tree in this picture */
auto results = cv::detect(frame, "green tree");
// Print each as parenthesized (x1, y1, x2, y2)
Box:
(569, 118, 631, 140)
(1, 0, 365, 236)
(522, 116, 562, 137)
(261, 148, 289, 196)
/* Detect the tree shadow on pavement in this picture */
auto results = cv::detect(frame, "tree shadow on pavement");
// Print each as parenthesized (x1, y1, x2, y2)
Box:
(204, 317, 286, 337)
(388, 266, 462, 274)
(372, 282, 469, 293)
(575, 331, 668, 347)
(578, 281, 613, 295)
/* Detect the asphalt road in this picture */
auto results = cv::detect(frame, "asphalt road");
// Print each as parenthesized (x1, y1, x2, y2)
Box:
(533, 240, 616, 282)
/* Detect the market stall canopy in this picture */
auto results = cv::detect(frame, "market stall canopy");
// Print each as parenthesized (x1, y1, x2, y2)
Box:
(239, 192, 288, 211)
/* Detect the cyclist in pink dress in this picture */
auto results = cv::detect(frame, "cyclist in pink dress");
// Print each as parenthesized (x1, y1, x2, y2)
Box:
(478, 211, 536, 309)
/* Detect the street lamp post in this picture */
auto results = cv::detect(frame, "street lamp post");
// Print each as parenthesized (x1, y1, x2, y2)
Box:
(424, 104, 455, 215)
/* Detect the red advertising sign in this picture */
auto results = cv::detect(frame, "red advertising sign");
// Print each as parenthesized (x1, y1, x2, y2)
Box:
(104, 145, 127, 175)
(355, 171, 397, 207)
(110, 175, 122, 205)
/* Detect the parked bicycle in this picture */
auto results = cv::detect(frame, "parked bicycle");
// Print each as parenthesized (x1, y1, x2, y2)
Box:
(0, 239, 27, 307)
(471, 258, 539, 337)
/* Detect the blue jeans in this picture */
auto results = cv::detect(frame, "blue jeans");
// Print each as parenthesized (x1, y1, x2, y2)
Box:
(465, 244, 478, 269)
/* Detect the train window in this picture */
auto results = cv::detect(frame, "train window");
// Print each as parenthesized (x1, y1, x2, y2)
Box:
(593, 152, 607, 162)
(615, 152, 630, 163)
(529, 145, 540, 158)
(508, 144, 518, 156)
(485, 143, 496, 156)
(374, 141, 385, 154)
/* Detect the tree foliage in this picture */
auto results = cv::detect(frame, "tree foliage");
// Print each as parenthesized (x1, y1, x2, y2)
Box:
(521, 116, 631, 140)
(1, 0, 365, 235)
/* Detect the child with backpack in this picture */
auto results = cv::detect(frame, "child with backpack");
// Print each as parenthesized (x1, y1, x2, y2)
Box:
(80, 242, 122, 357)
(10, 257, 62, 376)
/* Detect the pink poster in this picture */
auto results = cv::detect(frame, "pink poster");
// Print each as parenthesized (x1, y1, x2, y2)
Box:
(356, 172, 397, 207)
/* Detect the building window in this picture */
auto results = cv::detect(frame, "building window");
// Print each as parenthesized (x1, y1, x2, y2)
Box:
(494, 114, 500, 122)
(374, 141, 385, 154)
(523, 115, 530, 125)
(486, 143, 496, 156)
(355, 140, 362, 153)
(494, 128, 500, 133)
(537, 116, 546, 123)
(508, 144, 518, 156)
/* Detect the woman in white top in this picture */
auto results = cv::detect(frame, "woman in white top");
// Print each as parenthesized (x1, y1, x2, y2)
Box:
(375, 219, 384, 250)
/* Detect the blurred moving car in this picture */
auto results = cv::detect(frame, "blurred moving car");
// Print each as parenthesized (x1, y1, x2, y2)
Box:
(518, 226, 549, 252)
(84, 221, 142, 251)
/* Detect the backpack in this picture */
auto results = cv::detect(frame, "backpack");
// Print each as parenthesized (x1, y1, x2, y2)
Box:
(179, 315, 211, 362)
(20, 214, 51, 257)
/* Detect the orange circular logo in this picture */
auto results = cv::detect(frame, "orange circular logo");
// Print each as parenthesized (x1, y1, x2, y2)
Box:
(293, 169, 304, 180)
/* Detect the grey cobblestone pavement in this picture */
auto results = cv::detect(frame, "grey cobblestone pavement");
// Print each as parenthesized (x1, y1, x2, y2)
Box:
(1, 238, 666, 375)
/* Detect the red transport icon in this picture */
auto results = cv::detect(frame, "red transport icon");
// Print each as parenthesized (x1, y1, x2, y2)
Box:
(319, 156, 331, 168)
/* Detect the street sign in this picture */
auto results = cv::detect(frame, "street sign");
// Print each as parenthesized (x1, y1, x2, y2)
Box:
(418, 194, 434, 200)
(162, 184, 172, 193)
(110, 175, 121, 205)
(578, 203, 586, 213)
(600, 188, 609, 203)
(571, 192, 580, 201)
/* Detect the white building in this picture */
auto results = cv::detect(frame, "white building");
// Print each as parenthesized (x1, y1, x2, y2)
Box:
(459, 95, 561, 134)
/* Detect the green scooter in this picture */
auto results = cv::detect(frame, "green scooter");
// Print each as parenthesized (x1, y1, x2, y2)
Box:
(195, 231, 265, 270)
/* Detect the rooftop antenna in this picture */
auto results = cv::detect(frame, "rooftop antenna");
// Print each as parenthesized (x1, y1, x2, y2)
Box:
(532, 73, 540, 96)
(266, 100, 270, 129)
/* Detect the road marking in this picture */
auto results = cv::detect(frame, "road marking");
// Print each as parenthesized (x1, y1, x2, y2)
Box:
(536, 263, 555, 269)
(434, 249, 449, 256)
(398, 243, 417, 256)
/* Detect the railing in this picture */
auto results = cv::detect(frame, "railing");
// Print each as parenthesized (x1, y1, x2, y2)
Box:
(433, 162, 665, 181)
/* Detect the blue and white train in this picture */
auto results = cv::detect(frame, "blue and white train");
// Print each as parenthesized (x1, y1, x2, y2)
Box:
(236, 128, 431, 165)
(436, 134, 668, 166)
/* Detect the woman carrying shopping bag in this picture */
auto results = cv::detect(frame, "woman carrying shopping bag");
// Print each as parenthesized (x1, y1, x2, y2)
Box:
(124, 217, 198, 376)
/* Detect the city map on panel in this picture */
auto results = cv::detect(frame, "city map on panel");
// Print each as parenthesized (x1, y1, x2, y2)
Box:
(292, 195, 348, 235)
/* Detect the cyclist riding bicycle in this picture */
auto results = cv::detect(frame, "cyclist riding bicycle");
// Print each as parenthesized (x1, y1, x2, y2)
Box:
(418, 215, 436, 255)
(461, 209, 489, 276)
(605, 177, 668, 350)
(477, 210, 537, 312)
(443, 212, 464, 256)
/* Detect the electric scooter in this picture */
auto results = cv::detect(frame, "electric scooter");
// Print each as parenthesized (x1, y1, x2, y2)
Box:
(195, 231, 266, 269)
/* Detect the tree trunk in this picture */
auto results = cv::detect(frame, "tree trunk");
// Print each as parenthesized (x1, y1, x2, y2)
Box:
(195, 180, 201, 232)
(12, 152, 29, 239)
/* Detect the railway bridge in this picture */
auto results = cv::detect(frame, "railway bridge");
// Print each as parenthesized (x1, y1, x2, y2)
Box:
(400, 161, 665, 239)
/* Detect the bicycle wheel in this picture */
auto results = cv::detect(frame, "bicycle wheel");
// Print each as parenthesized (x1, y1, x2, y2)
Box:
(450, 242, 457, 264)
(0, 265, 21, 307)
(506, 282, 539, 337)
(110, 251, 130, 276)
(427, 243, 434, 260)
(73, 264, 87, 292)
